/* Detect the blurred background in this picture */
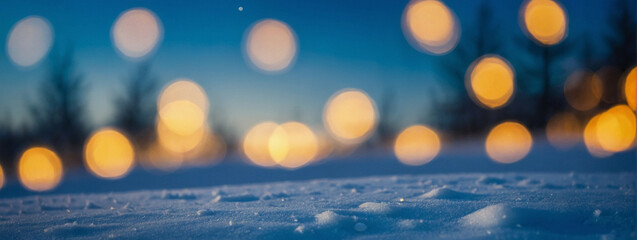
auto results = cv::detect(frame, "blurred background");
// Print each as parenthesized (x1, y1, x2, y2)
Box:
(0, 0, 635, 197)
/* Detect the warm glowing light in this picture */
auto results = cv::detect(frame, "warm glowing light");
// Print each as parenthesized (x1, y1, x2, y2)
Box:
(141, 142, 184, 171)
(157, 79, 209, 136)
(183, 133, 226, 166)
(268, 122, 318, 169)
(394, 125, 441, 166)
(466, 55, 515, 109)
(624, 67, 636, 111)
(402, 0, 460, 55)
(245, 19, 297, 73)
(545, 112, 582, 150)
(313, 132, 334, 162)
(583, 114, 613, 157)
(243, 122, 279, 167)
(485, 122, 533, 164)
(564, 70, 603, 111)
(323, 89, 378, 144)
(521, 0, 567, 45)
(112, 8, 162, 59)
(596, 105, 636, 152)
(402, 0, 459, 55)
(0, 164, 4, 190)
(84, 128, 135, 179)
(6, 16, 53, 67)
(157, 120, 207, 154)
(18, 147, 63, 191)
(158, 79, 209, 113)
(159, 100, 206, 136)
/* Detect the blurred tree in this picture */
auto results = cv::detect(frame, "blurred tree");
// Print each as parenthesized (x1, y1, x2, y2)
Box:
(29, 49, 87, 167)
(112, 62, 158, 149)
(514, 35, 573, 129)
(436, 0, 503, 136)
(374, 86, 398, 148)
(210, 103, 238, 154)
(599, 0, 636, 105)
(0, 113, 18, 175)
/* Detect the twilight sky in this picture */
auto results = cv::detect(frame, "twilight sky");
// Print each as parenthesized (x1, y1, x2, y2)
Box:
(0, 0, 619, 135)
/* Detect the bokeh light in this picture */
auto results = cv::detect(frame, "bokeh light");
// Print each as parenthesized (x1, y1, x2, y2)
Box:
(323, 89, 378, 144)
(268, 122, 318, 169)
(6, 16, 53, 67)
(18, 147, 63, 192)
(158, 79, 209, 116)
(157, 79, 209, 136)
(564, 70, 603, 111)
(394, 125, 441, 166)
(596, 105, 636, 153)
(84, 128, 135, 179)
(141, 142, 184, 172)
(485, 122, 533, 164)
(583, 114, 613, 157)
(0, 164, 4, 190)
(521, 0, 567, 45)
(244, 19, 297, 73)
(243, 122, 280, 167)
(182, 132, 226, 166)
(112, 8, 162, 59)
(545, 112, 582, 150)
(402, 0, 460, 55)
(157, 119, 207, 154)
(466, 55, 515, 109)
(624, 67, 636, 111)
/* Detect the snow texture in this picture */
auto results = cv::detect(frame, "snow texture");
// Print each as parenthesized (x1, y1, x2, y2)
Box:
(0, 173, 634, 239)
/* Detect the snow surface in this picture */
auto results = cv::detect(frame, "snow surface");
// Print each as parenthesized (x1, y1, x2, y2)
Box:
(0, 173, 634, 239)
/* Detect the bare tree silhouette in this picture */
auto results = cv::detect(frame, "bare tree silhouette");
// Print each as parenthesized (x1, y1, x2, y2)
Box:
(599, 0, 636, 105)
(375, 86, 398, 148)
(436, 0, 503, 136)
(112, 62, 158, 149)
(29, 49, 87, 167)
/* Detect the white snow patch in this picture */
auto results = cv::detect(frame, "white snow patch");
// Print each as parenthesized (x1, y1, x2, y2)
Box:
(196, 209, 214, 216)
(461, 204, 515, 228)
(419, 187, 477, 200)
(315, 211, 342, 226)
(358, 202, 392, 214)
(294, 225, 305, 234)
(397, 219, 418, 230)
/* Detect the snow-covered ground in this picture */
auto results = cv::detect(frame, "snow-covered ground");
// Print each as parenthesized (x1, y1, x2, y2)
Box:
(0, 141, 635, 239)
(0, 172, 634, 239)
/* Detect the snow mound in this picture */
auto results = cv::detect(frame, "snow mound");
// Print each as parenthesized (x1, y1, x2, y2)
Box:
(461, 204, 517, 228)
(460, 203, 593, 234)
(476, 176, 507, 185)
(161, 190, 196, 200)
(196, 209, 214, 216)
(315, 210, 342, 226)
(516, 178, 540, 187)
(358, 202, 392, 214)
(260, 192, 289, 200)
(419, 187, 477, 200)
(217, 193, 259, 202)
(397, 219, 419, 230)
(84, 201, 102, 210)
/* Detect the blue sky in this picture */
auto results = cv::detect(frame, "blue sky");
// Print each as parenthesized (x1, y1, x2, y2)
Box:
(0, 0, 620, 135)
